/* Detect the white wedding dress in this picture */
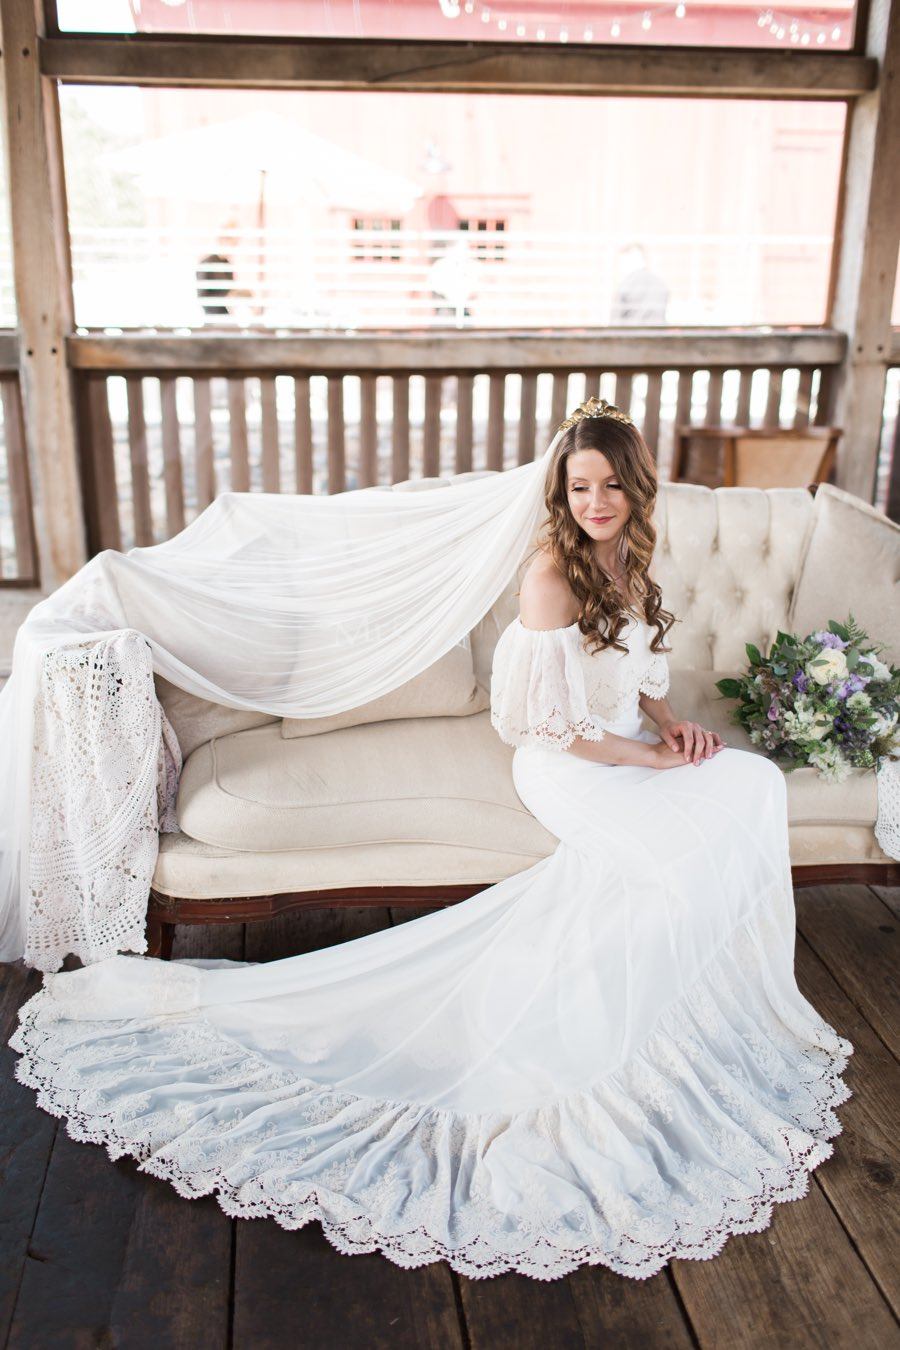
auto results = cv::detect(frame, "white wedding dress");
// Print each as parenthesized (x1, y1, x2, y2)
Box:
(9, 605, 853, 1282)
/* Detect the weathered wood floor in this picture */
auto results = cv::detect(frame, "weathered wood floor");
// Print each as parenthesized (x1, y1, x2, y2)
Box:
(1, 883, 898, 1350)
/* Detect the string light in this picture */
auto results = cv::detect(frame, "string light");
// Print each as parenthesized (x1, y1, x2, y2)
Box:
(435, 2, 847, 47)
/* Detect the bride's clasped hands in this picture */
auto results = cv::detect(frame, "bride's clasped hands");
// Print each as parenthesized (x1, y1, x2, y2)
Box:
(652, 716, 727, 767)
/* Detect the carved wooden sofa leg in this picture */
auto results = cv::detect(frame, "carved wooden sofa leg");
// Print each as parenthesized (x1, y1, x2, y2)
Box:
(145, 909, 175, 961)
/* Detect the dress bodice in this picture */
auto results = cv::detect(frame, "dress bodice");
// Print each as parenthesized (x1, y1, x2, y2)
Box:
(490, 610, 670, 752)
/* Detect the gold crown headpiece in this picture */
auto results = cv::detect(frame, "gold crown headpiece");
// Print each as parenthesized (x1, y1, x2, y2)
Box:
(558, 395, 635, 434)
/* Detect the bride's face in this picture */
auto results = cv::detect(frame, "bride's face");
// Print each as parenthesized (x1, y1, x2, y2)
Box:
(565, 450, 631, 547)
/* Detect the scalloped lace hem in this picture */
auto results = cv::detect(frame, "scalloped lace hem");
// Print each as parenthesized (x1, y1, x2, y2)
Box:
(9, 908, 853, 1283)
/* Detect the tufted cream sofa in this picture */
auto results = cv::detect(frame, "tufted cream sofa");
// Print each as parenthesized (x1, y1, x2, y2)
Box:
(147, 475, 900, 955)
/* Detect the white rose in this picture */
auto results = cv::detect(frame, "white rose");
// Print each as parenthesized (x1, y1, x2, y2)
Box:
(871, 708, 899, 737)
(806, 715, 832, 741)
(808, 648, 848, 685)
(858, 651, 891, 682)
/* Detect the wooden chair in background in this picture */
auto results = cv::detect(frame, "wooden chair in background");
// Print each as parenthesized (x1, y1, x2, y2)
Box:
(672, 425, 842, 489)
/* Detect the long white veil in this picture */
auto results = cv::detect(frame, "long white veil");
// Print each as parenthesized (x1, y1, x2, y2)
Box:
(0, 437, 560, 967)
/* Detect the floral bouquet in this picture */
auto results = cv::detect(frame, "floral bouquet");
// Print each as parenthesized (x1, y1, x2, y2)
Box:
(715, 615, 900, 783)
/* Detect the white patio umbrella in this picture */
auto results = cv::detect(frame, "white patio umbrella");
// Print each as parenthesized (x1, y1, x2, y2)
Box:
(103, 111, 424, 320)
(103, 110, 423, 213)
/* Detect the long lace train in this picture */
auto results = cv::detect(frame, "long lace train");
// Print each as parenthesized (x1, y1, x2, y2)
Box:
(10, 884, 852, 1283)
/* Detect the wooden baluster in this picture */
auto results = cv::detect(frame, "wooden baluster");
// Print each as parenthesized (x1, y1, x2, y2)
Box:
(455, 374, 473, 473)
(583, 370, 601, 400)
(327, 375, 345, 493)
(794, 367, 814, 429)
(160, 376, 185, 538)
(705, 369, 724, 426)
(735, 367, 754, 426)
(486, 373, 506, 470)
(614, 371, 633, 416)
(192, 378, 215, 509)
(518, 372, 538, 465)
(227, 377, 250, 492)
(359, 374, 378, 487)
(765, 368, 783, 427)
(259, 376, 280, 493)
(815, 366, 839, 427)
(81, 374, 121, 553)
(643, 371, 663, 457)
(550, 373, 569, 434)
(423, 375, 442, 477)
(125, 376, 153, 546)
(294, 375, 313, 494)
(392, 376, 410, 483)
(671, 370, 695, 482)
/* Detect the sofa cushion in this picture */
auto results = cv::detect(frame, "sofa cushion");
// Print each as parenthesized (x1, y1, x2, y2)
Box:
(281, 637, 487, 739)
(151, 817, 894, 900)
(154, 675, 279, 761)
(178, 711, 556, 855)
(668, 668, 879, 826)
(788, 482, 900, 664)
(152, 829, 558, 899)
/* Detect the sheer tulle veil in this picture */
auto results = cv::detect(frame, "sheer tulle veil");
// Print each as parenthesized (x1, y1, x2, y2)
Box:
(0, 435, 562, 964)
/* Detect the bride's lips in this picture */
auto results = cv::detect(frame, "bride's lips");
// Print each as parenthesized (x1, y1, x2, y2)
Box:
(588, 516, 614, 523)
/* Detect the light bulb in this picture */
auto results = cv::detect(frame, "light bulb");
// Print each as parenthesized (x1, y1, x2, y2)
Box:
(611, 20, 621, 36)
(516, 23, 525, 36)
(537, 27, 545, 38)
(584, 27, 594, 38)
(559, 27, 568, 40)
(800, 31, 810, 42)
(776, 25, 785, 36)
(832, 25, 841, 37)
(675, 2, 685, 15)
(498, 17, 506, 29)
(641, 11, 652, 29)
(481, 9, 490, 20)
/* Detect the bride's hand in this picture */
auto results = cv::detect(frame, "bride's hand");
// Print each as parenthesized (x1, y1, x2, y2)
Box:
(650, 742, 696, 770)
(658, 719, 726, 766)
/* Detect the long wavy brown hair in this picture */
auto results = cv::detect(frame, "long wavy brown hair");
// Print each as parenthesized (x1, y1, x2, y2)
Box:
(524, 415, 677, 657)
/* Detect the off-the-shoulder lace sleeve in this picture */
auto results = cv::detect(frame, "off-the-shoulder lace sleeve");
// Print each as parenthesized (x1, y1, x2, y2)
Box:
(489, 619, 612, 752)
(638, 649, 670, 701)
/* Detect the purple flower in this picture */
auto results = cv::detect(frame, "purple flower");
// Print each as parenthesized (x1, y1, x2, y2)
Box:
(836, 673, 867, 699)
(792, 670, 810, 693)
(767, 700, 780, 722)
(812, 631, 848, 650)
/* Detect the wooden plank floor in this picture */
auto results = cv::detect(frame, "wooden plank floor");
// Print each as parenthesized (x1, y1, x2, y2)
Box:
(1, 884, 898, 1350)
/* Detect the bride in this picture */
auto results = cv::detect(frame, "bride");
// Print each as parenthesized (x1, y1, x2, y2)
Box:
(9, 398, 852, 1282)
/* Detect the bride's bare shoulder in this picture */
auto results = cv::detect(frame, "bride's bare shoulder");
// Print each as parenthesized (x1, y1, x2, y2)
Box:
(518, 550, 580, 631)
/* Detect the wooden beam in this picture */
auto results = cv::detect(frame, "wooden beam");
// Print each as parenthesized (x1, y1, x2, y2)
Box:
(1, 1, 87, 584)
(66, 328, 847, 374)
(828, 0, 900, 502)
(38, 35, 877, 99)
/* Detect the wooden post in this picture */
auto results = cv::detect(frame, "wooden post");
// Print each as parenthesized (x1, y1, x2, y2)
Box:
(1, 0, 87, 584)
(827, 0, 900, 503)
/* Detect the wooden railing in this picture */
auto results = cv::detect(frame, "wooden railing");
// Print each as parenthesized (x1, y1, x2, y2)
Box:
(0, 333, 39, 585)
(69, 328, 846, 554)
